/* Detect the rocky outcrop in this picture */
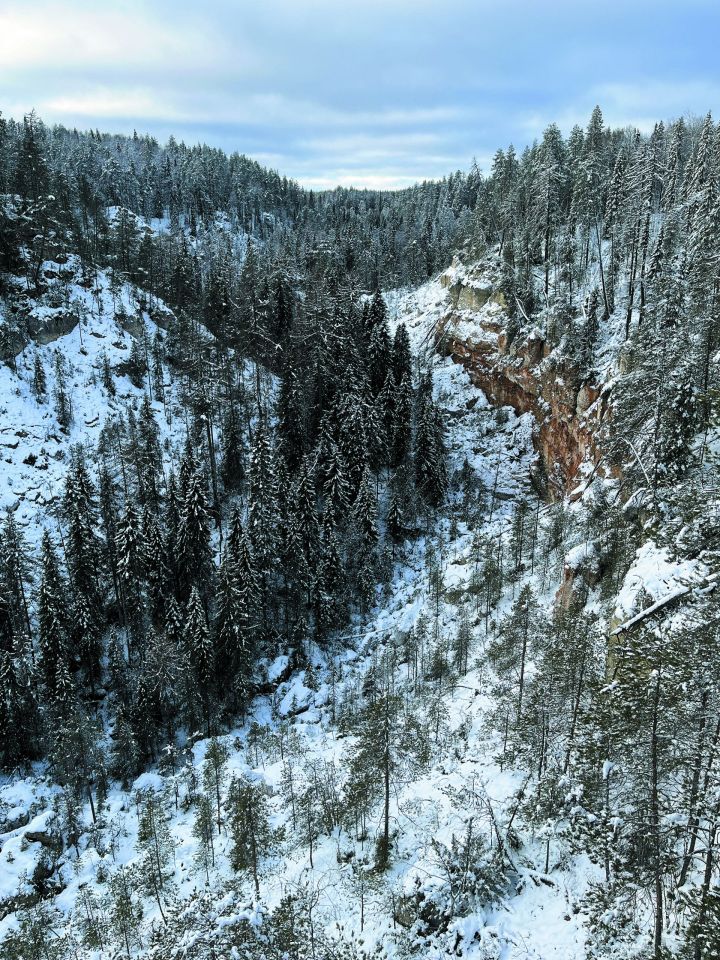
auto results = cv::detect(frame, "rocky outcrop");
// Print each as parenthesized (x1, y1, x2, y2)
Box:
(441, 268, 507, 313)
(554, 541, 606, 611)
(435, 263, 614, 499)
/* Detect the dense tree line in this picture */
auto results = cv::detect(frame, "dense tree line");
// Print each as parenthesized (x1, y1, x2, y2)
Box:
(470, 106, 719, 491)
(0, 302, 448, 778)
(0, 110, 452, 784)
(3, 106, 720, 960)
(0, 109, 477, 307)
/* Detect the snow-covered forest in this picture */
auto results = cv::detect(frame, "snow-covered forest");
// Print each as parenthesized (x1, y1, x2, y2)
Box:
(1, 106, 720, 959)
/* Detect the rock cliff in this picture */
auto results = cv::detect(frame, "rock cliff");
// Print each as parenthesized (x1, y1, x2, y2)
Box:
(435, 258, 614, 499)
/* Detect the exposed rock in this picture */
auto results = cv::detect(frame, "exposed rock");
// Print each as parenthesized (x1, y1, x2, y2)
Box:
(25, 828, 63, 853)
(441, 258, 507, 313)
(1, 808, 29, 832)
(555, 542, 603, 611)
(436, 268, 616, 499)
(27, 310, 80, 345)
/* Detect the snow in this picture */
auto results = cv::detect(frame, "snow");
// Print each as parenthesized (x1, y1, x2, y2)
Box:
(0, 256, 189, 546)
(610, 585, 690, 636)
(613, 539, 706, 624)
(131, 772, 166, 794)
(0, 267, 587, 958)
(0, 260, 700, 959)
(565, 542, 598, 572)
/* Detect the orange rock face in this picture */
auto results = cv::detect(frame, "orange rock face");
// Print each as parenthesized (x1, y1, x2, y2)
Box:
(438, 318, 614, 500)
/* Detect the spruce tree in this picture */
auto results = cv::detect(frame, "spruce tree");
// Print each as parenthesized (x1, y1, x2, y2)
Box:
(184, 586, 213, 730)
(37, 532, 69, 702)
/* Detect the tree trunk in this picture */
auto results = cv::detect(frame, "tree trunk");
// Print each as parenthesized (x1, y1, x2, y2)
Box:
(650, 669, 664, 960)
(383, 702, 391, 859)
(680, 713, 720, 889)
(693, 814, 718, 960)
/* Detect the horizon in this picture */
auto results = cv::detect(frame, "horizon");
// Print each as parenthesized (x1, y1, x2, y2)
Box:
(2, 0, 720, 190)
(1, 103, 712, 197)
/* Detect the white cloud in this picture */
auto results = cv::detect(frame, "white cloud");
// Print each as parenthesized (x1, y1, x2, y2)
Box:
(519, 80, 720, 141)
(43, 89, 182, 121)
(298, 171, 437, 190)
(592, 80, 720, 125)
(2, 0, 719, 189)
(0, 3, 220, 70)
(18, 82, 470, 132)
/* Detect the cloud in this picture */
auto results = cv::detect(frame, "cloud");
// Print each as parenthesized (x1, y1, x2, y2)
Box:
(299, 171, 436, 190)
(0, 2, 221, 71)
(591, 81, 720, 125)
(43, 89, 181, 122)
(34, 88, 469, 131)
(1, 0, 720, 188)
(518, 79, 720, 145)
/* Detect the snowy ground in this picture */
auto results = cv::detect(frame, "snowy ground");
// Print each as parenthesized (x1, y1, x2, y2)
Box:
(0, 257, 188, 548)
(0, 271, 593, 959)
(0, 265, 703, 958)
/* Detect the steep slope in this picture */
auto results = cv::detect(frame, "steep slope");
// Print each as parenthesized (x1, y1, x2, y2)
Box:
(5, 107, 720, 960)
(408, 258, 717, 636)
(0, 255, 185, 545)
(427, 256, 613, 499)
(0, 275, 590, 960)
(3, 260, 717, 960)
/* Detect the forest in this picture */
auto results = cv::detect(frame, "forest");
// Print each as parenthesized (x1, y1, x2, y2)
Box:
(0, 105, 719, 959)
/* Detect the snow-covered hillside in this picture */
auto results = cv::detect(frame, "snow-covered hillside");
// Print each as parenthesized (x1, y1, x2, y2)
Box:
(3, 261, 716, 959)
(0, 257, 186, 546)
(5, 103, 720, 960)
(2, 251, 717, 960)
(0, 273, 586, 959)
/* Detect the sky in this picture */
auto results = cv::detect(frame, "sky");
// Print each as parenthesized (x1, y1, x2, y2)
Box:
(1, 0, 719, 190)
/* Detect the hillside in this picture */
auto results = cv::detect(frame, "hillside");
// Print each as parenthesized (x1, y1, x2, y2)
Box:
(1, 273, 576, 960)
(2, 107, 720, 960)
(0, 259, 715, 960)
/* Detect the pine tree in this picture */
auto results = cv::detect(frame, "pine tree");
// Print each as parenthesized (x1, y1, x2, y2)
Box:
(220, 402, 245, 492)
(313, 523, 345, 641)
(64, 453, 103, 685)
(366, 289, 388, 335)
(116, 501, 146, 585)
(579, 287, 600, 374)
(349, 684, 404, 870)
(136, 791, 173, 923)
(193, 792, 216, 884)
(367, 321, 391, 398)
(320, 438, 350, 522)
(414, 376, 447, 508)
(143, 626, 180, 734)
(111, 703, 142, 787)
(32, 351, 46, 402)
(352, 467, 379, 555)
(1, 511, 33, 640)
(176, 455, 213, 600)
(228, 775, 274, 896)
(392, 323, 413, 385)
(203, 737, 230, 834)
(107, 866, 143, 955)
(37, 531, 69, 703)
(337, 392, 371, 496)
(248, 417, 279, 627)
(277, 353, 306, 472)
(386, 482, 405, 547)
(489, 584, 539, 728)
(392, 373, 414, 469)
(184, 586, 213, 729)
(214, 551, 252, 703)
(0, 637, 41, 768)
(53, 350, 73, 430)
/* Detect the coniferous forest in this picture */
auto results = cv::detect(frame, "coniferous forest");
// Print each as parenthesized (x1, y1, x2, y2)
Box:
(1, 106, 720, 960)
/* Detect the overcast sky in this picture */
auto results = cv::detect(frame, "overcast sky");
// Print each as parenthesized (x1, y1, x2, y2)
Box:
(1, 0, 719, 189)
